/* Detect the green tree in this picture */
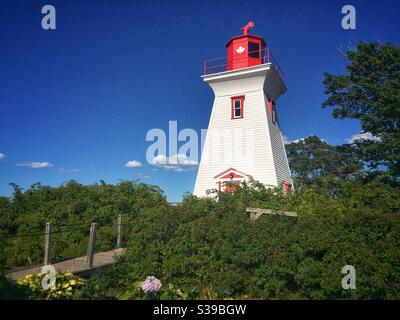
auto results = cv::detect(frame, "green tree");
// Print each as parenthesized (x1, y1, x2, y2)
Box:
(0, 180, 168, 270)
(285, 135, 363, 187)
(322, 42, 400, 180)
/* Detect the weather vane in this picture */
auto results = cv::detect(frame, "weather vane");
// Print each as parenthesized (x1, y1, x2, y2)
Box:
(241, 21, 254, 35)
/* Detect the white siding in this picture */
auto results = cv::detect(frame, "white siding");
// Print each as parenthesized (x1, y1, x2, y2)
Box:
(264, 94, 293, 187)
(193, 64, 292, 197)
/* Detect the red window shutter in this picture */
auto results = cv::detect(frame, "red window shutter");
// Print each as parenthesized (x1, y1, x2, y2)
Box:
(268, 99, 273, 116)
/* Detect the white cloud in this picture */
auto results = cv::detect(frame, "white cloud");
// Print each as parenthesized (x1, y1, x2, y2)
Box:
(284, 135, 307, 144)
(289, 137, 304, 144)
(151, 154, 198, 172)
(153, 154, 198, 166)
(346, 132, 382, 144)
(284, 135, 327, 145)
(125, 160, 143, 168)
(283, 135, 290, 144)
(59, 167, 82, 173)
(16, 162, 53, 168)
(0, 153, 5, 160)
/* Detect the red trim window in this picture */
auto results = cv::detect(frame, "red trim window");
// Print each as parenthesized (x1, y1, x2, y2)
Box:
(283, 182, 291, 194)
(224, 181, 241, 192)
(231, 96, 244, 119)
(268, 98, 276, 124)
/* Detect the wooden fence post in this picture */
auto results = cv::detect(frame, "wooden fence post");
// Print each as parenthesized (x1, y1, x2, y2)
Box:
(117, 214, 123, 248)
(44, 222, 52, 265)
(86, 222, 98, 269)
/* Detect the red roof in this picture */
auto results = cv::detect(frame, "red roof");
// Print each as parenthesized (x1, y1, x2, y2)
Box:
(213, 167, 252, 179)
(225, 34, 266, 48)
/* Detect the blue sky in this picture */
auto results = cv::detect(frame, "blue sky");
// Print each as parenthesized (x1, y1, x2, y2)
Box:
(0, 0, 399, 201)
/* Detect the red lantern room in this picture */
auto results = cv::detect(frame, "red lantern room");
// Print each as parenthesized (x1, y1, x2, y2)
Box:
(225, 21, 266, 71)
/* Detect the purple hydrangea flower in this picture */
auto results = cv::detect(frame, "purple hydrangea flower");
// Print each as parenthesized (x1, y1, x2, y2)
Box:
(141, 276, 162, 293)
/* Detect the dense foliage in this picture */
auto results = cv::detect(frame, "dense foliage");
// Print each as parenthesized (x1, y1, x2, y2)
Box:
(16, 272, 84, 300)
(1, 177, 398, 300)
(74, 179, 399, 300)
(323, 42, 400, 180)
(0, 180, 167, 270)
(285, 135, 363, 187)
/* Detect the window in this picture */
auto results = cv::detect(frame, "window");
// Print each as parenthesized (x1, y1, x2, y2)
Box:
(283, 182, 292, 194)
(268, 98, 277, 124)
(231, 96, 244, 119)
(272, 103, 276, 123)
(248, 42, 260, 58)
(234, 100, 241, 117)
(223, 181, 241, 192)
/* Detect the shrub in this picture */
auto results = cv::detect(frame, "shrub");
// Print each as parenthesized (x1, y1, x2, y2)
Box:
(17, 272, 84, 300)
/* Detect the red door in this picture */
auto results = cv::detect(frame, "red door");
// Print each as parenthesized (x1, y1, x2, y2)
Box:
(225, 181, 241, 192)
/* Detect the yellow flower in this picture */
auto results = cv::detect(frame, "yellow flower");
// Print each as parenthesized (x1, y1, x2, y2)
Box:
(69, 280, 77, 286)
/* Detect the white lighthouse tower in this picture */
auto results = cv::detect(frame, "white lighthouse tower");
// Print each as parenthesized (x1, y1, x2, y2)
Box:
(193, 22, 293, 197)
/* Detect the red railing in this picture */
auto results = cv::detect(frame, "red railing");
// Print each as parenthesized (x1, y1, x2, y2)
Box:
(203, 47, 285, 81)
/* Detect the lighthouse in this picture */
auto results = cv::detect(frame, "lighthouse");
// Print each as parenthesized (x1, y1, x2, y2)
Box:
(193, 22, 293, 197)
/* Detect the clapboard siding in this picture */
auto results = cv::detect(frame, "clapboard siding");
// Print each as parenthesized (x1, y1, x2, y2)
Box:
(264, 94, 293, 187)
(193, 64, 292, 197)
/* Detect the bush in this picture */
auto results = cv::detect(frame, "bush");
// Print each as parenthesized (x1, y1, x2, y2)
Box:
(16, 272, 84, 300)
(109, 180, 400, 299)
(2, 178, 399, 299)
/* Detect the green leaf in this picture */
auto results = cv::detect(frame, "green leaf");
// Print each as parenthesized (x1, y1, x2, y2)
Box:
(118, 291, 132, 300)
(133, 281, 143, 289)
(160, 292, 170, 300)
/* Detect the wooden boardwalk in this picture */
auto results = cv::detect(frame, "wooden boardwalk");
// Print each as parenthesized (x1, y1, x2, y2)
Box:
(6, 248, 125, 280)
